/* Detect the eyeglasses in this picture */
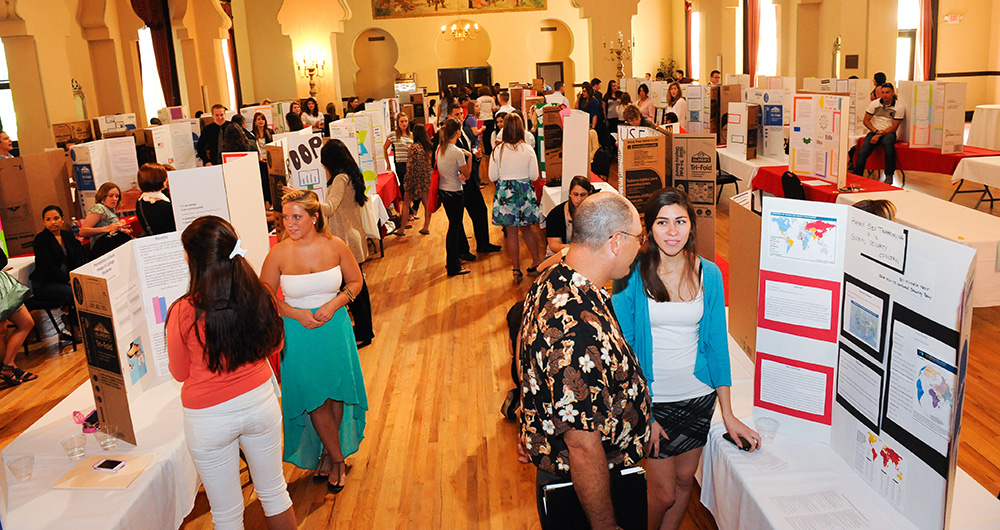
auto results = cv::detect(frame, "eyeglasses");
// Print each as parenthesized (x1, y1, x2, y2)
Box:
(612, 230, 647, 245)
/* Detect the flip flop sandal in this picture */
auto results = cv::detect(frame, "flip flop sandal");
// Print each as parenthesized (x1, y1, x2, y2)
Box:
(312, 452, 332, 483)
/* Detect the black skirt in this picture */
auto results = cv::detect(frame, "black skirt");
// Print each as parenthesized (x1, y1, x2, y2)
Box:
(649, 391, 717, 458)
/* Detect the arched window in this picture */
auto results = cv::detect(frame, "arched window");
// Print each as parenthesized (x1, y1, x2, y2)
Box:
(138, 27, 167, 123)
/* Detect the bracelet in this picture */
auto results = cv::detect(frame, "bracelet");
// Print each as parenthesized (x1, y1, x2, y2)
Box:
(343, 286, 356, 303)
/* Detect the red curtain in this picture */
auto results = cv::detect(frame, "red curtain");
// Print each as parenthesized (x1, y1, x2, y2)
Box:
(917, 0, 933, 80)
(130, 0, 178, 106)
(746, 0, 760, 85)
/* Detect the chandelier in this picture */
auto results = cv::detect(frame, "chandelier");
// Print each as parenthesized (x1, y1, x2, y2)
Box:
(441, 19, 478, 41)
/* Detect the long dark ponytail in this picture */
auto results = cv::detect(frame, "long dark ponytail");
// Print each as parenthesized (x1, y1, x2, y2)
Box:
(320, 139, 368, 207)
(169, 216, 283, 374)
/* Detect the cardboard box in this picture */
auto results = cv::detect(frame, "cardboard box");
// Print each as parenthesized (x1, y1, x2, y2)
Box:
(542, 106, 563, 184)
(666, 132, 716, 259)
(532, 78, 545, 93)
(265, 144, 286, 177)
(621, 136, 667, 211)
(727, 191, 761, 359)
(53, 120, 95, 150)
(0, 151, 75, 253)
(727, 103, 759, 160)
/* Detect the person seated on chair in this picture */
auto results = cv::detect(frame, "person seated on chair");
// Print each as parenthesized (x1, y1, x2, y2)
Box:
(545, 176, 595, 256)
(852, 83, 905, 184)
(30, 205, 87, 338)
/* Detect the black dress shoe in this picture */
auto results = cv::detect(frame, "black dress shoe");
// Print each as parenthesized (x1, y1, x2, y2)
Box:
(460, 252, 477, 262)
(477, 244, 502, 253)
(447, 268, 472, 277)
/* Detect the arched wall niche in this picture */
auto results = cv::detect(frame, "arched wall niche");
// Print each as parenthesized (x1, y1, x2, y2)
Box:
(353, 27, 399, 101)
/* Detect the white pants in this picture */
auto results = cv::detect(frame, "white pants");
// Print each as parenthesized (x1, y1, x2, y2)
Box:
(183, 381, 293, 530)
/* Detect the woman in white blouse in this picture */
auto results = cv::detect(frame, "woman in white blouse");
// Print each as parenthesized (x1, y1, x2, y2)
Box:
(665, 82, 689, 130)
(487, 113, 543, 282)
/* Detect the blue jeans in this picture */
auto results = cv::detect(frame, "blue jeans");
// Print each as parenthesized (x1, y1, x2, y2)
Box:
(853, 131, 897, 181)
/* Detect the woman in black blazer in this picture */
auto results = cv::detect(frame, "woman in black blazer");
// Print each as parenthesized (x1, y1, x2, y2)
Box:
(30, 205, 87, 310)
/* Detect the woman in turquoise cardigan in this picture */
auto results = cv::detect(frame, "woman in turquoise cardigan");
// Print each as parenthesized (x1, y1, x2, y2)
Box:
(611, 188, 759, 530)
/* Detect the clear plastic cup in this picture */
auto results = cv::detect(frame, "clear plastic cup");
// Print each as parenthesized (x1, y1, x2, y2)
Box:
(95, 425, 119, 450)
(7, 455, 34, 481)
(755, 417, 780, 444)
(61, 434, 87, 459)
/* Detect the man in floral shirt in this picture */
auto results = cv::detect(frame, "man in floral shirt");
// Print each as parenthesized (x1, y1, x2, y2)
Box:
(519, 193, 651, 530)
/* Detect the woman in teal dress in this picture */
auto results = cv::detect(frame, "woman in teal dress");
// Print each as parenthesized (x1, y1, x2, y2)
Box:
(260, 190, 368, 493)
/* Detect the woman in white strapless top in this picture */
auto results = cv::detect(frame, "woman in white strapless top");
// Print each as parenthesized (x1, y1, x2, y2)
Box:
(261, 190, 369, 494)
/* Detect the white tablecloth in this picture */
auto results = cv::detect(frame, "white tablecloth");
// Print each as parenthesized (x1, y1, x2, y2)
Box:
(836, 190, 1000, 307)
(700, 423, 1000, 529)
(717, 146, 787, 188)
(4, 256, 34, 286)
(968, 104, 1000, 151)
(1, 380, 199, 529)
(539, 181, 618, 218)
(951, 155, 1000, 188)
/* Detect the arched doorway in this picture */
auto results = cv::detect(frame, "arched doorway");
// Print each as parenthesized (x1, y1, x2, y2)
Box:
(353, 28, 399, 101)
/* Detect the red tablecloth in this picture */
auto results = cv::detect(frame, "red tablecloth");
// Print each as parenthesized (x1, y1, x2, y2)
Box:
(752, 166, 901, 202)
(852, 139, 1000, 175)
(376, 172, 400, 207)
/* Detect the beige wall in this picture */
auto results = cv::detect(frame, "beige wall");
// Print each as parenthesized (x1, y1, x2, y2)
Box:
(936, 0, 1000, 109)
(334, 0, 593, 102)
(4, 0, 1000, 156)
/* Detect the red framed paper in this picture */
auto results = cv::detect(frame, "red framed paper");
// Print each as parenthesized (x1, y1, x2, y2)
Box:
(757, 270, 840, 343)
(754, 351, 835, 424)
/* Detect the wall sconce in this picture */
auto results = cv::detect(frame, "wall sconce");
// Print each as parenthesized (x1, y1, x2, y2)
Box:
(296, 56, 326, 98)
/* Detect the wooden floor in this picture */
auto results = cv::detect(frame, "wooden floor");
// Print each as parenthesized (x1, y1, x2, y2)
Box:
(2, 166, 998, 529)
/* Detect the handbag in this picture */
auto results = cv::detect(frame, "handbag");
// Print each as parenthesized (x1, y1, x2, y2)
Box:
(0, 270, 30, 322)
(427, 169, 441, 214)
(538, 466, 647, 529)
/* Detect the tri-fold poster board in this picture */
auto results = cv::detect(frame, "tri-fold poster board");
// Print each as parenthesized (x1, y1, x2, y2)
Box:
(789, 94, 850, 187)
(897, 81, 967, 153)
(71, 154, 269, 445)
(753, 196, 975, 529)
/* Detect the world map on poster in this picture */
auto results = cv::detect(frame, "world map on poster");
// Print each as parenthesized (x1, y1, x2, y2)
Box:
(373, 0, 545, 19)
(916, 365, 954, 427)
(768, 212, 838, 264)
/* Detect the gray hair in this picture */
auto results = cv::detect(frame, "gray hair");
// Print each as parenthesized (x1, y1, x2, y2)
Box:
(571, 193, 636, 249)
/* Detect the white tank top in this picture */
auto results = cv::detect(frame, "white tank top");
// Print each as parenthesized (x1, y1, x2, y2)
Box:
(279, 266, 342, 309)
(648, 286, 714, 403)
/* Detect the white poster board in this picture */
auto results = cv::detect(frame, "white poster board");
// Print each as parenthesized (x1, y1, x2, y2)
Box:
(95, 113, 138, 134)
(240, 105, 273, 132)
(282, 132, 327, 202)
(70, 138, 141, 213)
(725, 73, 751, 90)
(789, 94, 850, 186)
(168, 157, 270, 273)
(71, 233, 188, 444)
(898, 81, 966, 153)
(361, 108, 389, 174)
(336, 114, 378, 192)
(561, 110, 590, 203)
(685, 85, 712, 134)
(726, 103, 755, 159)
(156, 106, 189, 124)
(151, 121, 199, 170)
(756, 197, 975, 530)
(744, 88, 784, 158)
